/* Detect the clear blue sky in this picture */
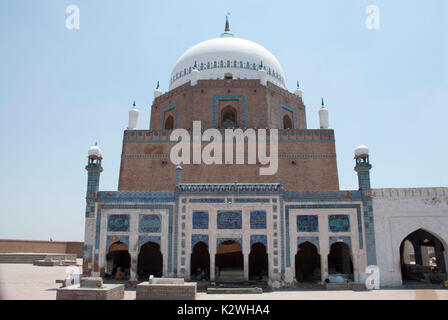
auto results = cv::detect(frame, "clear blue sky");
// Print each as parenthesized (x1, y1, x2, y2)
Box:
(0, 0, 446, 241)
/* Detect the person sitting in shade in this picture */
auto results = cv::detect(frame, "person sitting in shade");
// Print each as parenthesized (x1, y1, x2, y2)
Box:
(192, 267, 206, 281)
(430, 267, 443, 284)
(115, 266, 126, 280)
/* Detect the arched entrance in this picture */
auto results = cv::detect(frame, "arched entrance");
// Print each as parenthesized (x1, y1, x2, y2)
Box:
(328, 242, 353, 280)
(400, 229, 446, 283)
(137, 242, 163, 280)
(249, 243, 268, 282)
(164, 115, 174, 130)
(283, 114, 293, 129)
(221, 106, 237, 128)
(190, 242, 210, 281)
(295, 242, 321, 282)
(105, 241, 130, 280)
(216, 240, 243, 282)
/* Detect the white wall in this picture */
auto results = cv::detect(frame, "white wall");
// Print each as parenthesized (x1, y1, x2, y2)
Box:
(372, 187, 448, 287)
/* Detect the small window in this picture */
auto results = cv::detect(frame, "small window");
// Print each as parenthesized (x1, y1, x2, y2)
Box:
(224, 73, 233, 79)
(165, 115, 174, 130)
(283, 115, 293, 129)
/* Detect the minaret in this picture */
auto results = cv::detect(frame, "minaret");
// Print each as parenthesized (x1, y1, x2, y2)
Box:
(191, 61, 200, 86)
(154, 81, 162, 98)
(318, 98, 329, 129)
(85, 142, 103, 218)
(294, 81, 303, 98)
(258, 60, 267, 86)
(354, 145, 372, 190)
(176, 165, 183, 186)
(128, 101, 139, 130)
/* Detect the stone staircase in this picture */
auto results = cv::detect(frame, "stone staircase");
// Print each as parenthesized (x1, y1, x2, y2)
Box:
(216, 268, 244, 283)
(0, 253, 77, 264)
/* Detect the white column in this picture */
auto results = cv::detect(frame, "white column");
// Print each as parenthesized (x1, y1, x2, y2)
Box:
(243, 251, 249, 281)
(210, 251, 216, 282)
(421, 246, 430, 266)
(321, 251, 329, 284)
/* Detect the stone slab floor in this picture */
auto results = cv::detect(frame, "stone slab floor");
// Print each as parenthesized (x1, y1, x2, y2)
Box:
(0, 263, 447, 300)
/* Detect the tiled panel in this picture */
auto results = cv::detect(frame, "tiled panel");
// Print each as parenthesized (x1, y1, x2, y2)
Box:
(296, 215, 319, 232)
(217, 210, 242, 229)
(192, 211, 209, 229)
(107, 214, 130, 232)
(250, 235, 267, 249)
(138, 235, 161, 253)
(106, 235, 129, 251)
(297, 236, 320, 253)
(250, 211, 267, 229)
(83, 244, 92, 261)
(191, 234, 209, 248)
(139, 214, 161, 233)
(329, 236, 352, 251)
(328, 215, 350, 232)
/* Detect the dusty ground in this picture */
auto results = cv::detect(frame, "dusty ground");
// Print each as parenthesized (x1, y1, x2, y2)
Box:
(0, 263, 447, 300)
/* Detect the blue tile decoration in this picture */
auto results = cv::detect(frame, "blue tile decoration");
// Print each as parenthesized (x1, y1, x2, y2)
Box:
(285, 203, 364, 269)
(250, 211, 267, 229)
(94, 204, 174, 275)
(107, 214, 130, 232)
(106, 235, 129, 251)
(213, 95, 246, 128)
(234, 198, 270, 203)
(217, 237, 242, 250)
(139, 214, 161, 233)
(274, 239, 278, 248)
(191, 234, 209, 248)
(217, 210, 242, 229)
(274, 257, 278, 266)
(297, 215, 319, 232)
(329, 236, 352, 251)
(189, 198, 225, 203)
(83, 244, 92, 261)
(329, 215, 350, 232)
(297, 236, 320, 253)
(250, 235, 267, 249)
(138, 235, 161, 253)
(192, 211, 209, 229)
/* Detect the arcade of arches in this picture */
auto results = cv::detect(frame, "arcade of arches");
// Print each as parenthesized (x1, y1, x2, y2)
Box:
(295, 242, 321, 282)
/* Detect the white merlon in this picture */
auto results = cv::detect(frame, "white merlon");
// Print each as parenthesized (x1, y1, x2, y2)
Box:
(318, 99, 329, 129)
(128, 102, 139, 130)
(190, 68, 200, 86)
(258, 68, 267, 86)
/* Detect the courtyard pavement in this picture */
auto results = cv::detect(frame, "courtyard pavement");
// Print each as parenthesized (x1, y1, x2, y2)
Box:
(0, 263, 447, 300)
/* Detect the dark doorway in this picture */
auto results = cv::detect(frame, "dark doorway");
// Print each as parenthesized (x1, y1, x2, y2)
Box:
(400, 229, 446, 283)
(328, 242, 353, 280)
(105, 241, 130, 280)
(164, 115, 174, 130)
(137, 242, 163, 280)
(216, 240, 243, 282)
(249, 243, 268, 282)
(190, 242, 210, 281)
(295, 242, 321, 282)
(221, 106, 237, 128)
(283, 114, 293, 129)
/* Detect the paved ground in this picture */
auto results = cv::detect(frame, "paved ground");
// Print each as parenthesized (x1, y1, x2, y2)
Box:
(0, 263, 447, 300)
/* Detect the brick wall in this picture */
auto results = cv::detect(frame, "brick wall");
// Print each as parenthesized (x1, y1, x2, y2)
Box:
(118, 129, 339, 191)
(0, 239, 84, 258)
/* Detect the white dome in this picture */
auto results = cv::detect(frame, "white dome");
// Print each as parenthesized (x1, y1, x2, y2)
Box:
(88, 144, 102, 158)
(169, 34, 286, 90)
(354, 145, 369, 157)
